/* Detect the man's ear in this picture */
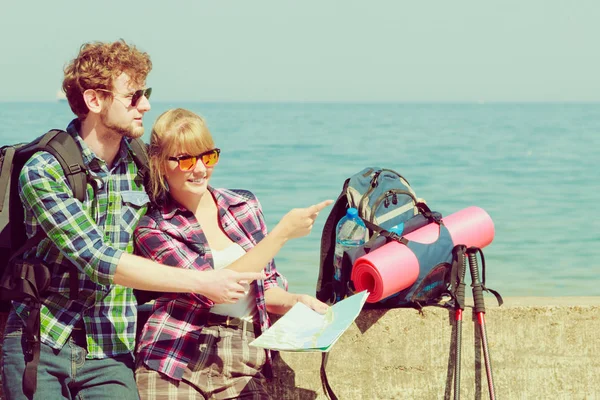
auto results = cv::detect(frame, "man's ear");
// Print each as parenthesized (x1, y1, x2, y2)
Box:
(83, 89, 104, 114)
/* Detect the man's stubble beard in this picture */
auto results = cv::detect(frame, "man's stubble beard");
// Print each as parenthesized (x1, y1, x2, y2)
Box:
(100, 108, 144, 140)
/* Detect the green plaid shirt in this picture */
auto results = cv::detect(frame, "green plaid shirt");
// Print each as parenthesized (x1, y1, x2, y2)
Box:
(13, 119, 149, 358)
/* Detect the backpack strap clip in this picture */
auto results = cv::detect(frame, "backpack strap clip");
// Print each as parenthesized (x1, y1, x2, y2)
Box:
(431, 213, 442, 224)
(24, 333, 39, 356)
(418, 203, 442, 225)
(66, 163, 83, 175)
(385, 231, 408, 245)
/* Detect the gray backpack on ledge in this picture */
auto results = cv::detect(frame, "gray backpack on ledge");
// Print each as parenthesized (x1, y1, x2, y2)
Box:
(316, 167, 453, 308)
(316, 166, 504, 400)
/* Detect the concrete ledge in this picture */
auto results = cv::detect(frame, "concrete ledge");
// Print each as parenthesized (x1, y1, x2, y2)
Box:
(266, 297, 600, 399)
(2, 298, 599, 399)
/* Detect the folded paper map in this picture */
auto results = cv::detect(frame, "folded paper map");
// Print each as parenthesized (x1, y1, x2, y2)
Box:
(249, 290, 369, 352)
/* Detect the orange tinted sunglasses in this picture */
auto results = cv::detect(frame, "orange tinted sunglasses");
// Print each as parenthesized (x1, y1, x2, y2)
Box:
(168, 148, 221, 171)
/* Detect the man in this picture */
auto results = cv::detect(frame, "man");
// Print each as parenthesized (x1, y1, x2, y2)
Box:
(0, 40, 265, 400)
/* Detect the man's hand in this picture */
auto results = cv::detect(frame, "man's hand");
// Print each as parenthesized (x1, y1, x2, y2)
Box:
(199, 269, 265, 304)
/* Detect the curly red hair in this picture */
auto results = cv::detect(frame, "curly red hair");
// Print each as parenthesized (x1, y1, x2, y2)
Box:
(62, 39, 152, 119)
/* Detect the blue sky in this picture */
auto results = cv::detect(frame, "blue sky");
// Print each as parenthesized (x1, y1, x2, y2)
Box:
(1, 1, 599, 102)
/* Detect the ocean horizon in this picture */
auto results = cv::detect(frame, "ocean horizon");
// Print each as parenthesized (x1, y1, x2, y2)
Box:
(5, 100, 600, 104)
(2, 101, 599, 298)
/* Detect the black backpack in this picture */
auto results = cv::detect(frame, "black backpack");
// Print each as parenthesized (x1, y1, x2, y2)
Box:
(0, 129, 149, 397)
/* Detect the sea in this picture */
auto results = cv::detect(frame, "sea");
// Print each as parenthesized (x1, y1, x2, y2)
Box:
(2, 102, 599, 298)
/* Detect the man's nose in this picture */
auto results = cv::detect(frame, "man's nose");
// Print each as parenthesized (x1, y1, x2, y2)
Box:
(137, 95, 151, 112)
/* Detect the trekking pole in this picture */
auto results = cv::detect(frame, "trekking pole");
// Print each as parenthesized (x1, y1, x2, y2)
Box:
(453, 246, 468, 400)
(467, 247, 496, 400)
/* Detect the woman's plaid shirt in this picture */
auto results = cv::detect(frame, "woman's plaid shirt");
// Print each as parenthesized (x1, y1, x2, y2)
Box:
(134, 188, 287, 381)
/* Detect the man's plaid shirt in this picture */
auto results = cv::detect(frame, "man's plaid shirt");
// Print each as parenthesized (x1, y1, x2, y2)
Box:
(13, 119, 149, 358)
(134, 188, 287, 381)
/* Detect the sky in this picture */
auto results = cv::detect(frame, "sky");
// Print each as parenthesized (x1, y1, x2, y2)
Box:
(1, 0, 599, 102)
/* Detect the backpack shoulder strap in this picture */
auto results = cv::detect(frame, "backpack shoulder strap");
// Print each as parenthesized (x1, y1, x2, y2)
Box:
(39, 130, 88, 299)
(128, 138, 150, 187)
(0, 146, 17, 212)
(40, 129, 88, 202)
(26, 130, 88, 300)
(316, 178, 351, 303)
(129, 138, 149, 169)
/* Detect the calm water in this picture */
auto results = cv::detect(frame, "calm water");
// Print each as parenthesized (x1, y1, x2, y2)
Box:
(2, 102, 599, 297)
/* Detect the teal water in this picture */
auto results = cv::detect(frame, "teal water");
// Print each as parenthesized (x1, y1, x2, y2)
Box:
(2, 102, 599, 297)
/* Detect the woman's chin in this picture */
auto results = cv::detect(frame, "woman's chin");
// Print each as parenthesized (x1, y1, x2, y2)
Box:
(184, 181, 209, 194)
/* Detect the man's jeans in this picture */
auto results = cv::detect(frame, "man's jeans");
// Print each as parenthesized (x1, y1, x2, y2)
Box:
(1, 312, 139, 400)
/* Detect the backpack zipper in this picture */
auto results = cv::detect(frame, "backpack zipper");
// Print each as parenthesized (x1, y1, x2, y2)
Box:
(358, 169, 407, 217)
(371, 189, 417, 224)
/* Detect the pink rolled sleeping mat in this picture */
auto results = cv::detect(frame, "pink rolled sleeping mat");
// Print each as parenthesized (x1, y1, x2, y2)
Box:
(351, 206, 495, 303)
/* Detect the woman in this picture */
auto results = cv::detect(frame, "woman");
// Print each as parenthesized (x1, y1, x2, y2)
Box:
(133, 108, 332, 399)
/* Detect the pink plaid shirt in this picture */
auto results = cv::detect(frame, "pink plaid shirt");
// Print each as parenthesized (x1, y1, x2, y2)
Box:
(133, 187, 287, 380)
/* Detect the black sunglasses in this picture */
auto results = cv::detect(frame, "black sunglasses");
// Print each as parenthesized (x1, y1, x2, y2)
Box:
(168, 148, 221, 171)
(131, 88, 152, 106)
(96, 87, 152, 107)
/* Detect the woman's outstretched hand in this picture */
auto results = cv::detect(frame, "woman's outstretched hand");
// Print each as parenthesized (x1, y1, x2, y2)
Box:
(272, 199, 334, 241)
(264, 287, 329, 315)
(295, 293, 329, 314)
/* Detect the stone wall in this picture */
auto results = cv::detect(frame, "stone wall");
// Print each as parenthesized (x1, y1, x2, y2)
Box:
(266, 297, 600, 399)
(1, 297, 599, 399)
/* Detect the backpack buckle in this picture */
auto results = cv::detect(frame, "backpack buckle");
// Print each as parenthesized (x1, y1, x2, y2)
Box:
(26, 334, 39, 345)
(24, 334, 40, 356)
(67, 163, 82, 175)
(388, 232, 404, 243)
(423, 210, 442, 224)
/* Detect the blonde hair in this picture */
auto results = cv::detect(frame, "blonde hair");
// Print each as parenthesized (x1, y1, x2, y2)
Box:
(62, 39, 152, 119)
(149, 108, 215, 203)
